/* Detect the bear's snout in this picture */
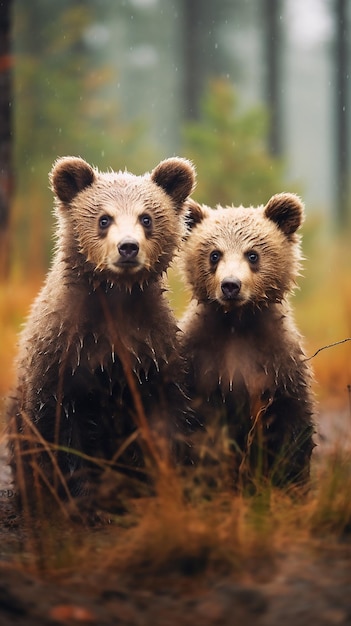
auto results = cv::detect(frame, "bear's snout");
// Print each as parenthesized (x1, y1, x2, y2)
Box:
(118, 238, 139, 260)
(221, 277, 242, 299)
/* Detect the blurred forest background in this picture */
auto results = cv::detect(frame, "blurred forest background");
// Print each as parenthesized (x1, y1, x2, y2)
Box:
(0, 0, 350, 415)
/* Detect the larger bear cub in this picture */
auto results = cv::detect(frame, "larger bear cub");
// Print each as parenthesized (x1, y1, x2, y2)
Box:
(179, 193, 315, 487)
(7, 156, 196, 505)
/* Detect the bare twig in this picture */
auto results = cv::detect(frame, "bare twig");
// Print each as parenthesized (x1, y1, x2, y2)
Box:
(304, 337, 351, 362)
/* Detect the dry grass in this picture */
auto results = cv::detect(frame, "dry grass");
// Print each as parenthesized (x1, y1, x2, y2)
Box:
(294, 232, 351, 410)
(8, 446, 351, 585)
(0, 278, 42, 401)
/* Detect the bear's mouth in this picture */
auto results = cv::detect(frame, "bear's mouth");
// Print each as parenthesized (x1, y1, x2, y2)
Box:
(111, 260, 141, 273)
(115, 260, 139, 266)
(218, 294, 245, 309)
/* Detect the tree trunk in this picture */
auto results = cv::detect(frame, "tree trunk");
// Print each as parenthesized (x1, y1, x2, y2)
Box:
(0, 0, 13, 278)
(263, 0, 282, 156)
(335, 0, 349, 227)
(181, 0, 204, 119)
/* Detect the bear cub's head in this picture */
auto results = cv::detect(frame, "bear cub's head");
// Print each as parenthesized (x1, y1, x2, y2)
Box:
(181, 193, 304, 310)
(51, 156, 196, 286)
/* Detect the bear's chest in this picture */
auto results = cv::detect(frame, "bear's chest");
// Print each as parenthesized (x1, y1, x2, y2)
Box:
(34, 283, 174, 397)
(196, 334, 273, 382)
(191, 323, 282, 419)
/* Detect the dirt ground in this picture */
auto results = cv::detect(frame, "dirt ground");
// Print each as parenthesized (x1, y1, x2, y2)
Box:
(0, 522, 350, 626)
(0, 410, 350, 626)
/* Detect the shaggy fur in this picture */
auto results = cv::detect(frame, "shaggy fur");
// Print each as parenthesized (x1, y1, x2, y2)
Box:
(179, 194, 315, 487)
(7, 156, 196, 504)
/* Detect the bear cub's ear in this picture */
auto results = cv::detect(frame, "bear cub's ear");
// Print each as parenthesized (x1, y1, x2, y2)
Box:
(264, 193, 304, 236)
(50, 156, 96, 204)
(183, 198, 208, 234)
(151, 157, 196, 206)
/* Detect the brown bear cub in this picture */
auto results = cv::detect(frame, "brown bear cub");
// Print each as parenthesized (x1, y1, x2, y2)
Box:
(7, 156, 196, 506)
(179, 193, 315, 488)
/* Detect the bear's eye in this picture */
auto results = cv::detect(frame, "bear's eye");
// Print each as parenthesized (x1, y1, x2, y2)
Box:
(247, 251, 259, 265)
(99, 215, 112, 230)
(210, 250, 221, 265)
(140, 214, 152, 228)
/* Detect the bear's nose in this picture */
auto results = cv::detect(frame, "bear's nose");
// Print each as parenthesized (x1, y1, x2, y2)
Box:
(221, 278, 242, 299)
(118, 238, 139, 260)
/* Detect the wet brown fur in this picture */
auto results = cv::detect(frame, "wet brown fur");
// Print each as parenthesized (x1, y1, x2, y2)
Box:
(179, 194, 315, 487)
(7, 156, 196, 505)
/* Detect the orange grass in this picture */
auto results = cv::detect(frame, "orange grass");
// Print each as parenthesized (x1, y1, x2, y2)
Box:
(12, 448, 351, 581)
(0, 277, 43, 400)
(295, 234, 351, 410)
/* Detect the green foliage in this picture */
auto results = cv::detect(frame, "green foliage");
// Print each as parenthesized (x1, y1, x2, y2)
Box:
(182, 79, 289, 207)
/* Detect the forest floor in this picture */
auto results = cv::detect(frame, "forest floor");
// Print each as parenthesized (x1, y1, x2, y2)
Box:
(0, 409, 350, 626)
(0, 538, 350, 626)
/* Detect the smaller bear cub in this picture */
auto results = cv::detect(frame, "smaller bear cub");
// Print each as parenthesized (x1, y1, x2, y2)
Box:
(179, 193, 315, 487)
